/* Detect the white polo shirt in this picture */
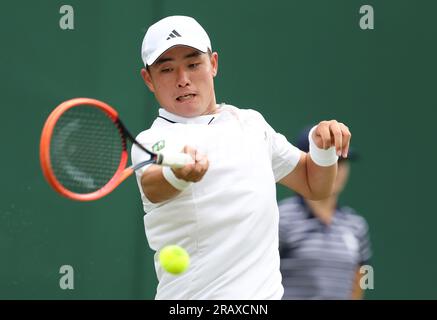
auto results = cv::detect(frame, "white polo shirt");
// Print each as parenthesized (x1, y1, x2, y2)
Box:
(131, 103, 302, 299)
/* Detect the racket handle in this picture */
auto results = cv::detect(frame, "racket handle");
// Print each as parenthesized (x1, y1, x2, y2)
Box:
(158, 151, 194, 168)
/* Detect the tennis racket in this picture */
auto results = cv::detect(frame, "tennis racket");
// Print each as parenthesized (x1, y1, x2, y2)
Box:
(40, 97, 193, 201)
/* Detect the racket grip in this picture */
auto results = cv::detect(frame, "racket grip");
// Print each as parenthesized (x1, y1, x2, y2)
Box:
(158, 151, 194, 168)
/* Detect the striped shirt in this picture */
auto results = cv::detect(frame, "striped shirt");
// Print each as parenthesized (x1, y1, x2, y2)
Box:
(278, 196, 371, 300)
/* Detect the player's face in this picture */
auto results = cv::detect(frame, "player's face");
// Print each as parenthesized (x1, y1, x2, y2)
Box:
(332, 160, 350, 195)
(141, 46, 218, 118)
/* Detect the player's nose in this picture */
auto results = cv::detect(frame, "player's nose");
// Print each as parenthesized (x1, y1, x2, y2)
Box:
(176, 68, 190, 88)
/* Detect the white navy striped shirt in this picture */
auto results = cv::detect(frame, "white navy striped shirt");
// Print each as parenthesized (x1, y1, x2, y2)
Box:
(278, 196, 371, 300)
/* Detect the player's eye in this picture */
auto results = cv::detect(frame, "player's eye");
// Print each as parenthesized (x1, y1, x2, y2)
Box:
(161, 68, 172, 73)
(189, 63, 200, 69)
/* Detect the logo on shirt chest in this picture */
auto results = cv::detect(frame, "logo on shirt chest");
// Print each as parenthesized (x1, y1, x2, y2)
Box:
(152, 140, 166, 152)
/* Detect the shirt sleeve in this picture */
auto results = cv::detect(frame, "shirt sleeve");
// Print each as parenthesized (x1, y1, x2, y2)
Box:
(131, 131, 154, 178)
(250, 110, 302, 182)
(130, 129, 165, 213)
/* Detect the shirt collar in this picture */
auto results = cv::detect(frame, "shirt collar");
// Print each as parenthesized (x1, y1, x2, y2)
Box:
(158, 108, 217, 125)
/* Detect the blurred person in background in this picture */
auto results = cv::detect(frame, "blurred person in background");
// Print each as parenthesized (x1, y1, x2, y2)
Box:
(278, 126, 372, 300)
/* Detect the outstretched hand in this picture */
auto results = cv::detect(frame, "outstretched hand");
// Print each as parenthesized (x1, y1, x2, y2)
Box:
(312, 120, 352, 158)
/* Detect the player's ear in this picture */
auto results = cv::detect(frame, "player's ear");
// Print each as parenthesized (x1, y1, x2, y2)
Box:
(141, 68, 155, 93)
(210, 52, 218, 77)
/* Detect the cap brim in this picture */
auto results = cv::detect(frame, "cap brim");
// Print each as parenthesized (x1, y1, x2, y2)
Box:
(146, 38, 210, 66)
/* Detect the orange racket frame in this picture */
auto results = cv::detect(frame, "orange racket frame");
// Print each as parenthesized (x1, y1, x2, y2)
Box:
(40, 98, 131, 201)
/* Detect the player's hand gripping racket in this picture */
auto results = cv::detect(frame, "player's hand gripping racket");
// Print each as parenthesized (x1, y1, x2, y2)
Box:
(40, 98, 193, 201)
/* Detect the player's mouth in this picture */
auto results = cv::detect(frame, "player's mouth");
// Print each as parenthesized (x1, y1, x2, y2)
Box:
(176, 93, 196, 102)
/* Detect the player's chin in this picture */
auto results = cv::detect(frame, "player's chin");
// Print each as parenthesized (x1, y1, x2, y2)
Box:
(174, 101, 203, 117)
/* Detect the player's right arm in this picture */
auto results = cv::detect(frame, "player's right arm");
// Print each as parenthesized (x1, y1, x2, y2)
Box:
(140, 145, 209, 203)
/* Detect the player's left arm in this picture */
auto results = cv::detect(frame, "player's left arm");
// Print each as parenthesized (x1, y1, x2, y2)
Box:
(279, 120, 351, 200)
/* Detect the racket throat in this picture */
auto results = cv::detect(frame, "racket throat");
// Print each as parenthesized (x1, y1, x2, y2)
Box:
(132, 156, 159, 171)
(155, 153, 164, 165)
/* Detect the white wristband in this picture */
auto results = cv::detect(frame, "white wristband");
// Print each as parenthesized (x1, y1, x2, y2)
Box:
(162, 166, 192, 191)
(308, 126, 339, 167)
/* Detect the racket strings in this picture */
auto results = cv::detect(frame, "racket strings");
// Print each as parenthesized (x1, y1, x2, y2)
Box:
(50, 106, 124, 194)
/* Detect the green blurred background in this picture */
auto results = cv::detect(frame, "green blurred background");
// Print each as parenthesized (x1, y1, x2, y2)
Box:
(1, 0, 436, 299)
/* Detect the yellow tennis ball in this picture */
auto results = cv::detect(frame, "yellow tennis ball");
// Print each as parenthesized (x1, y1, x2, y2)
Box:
(159, 245, 190, 275)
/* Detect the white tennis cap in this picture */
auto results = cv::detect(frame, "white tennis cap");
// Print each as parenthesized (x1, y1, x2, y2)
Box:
(141, 16, 212, 67)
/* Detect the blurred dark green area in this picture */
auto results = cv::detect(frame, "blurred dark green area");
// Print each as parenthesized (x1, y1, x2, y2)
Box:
(0, 0, 435, 299)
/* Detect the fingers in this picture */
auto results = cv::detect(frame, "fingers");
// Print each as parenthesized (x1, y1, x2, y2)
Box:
(314, 120, 352, 158)
(189, 153, 209, 182)
(183, 145, 197, 162)
(339, 123, 351, 158)
(173, 146, 209, 182)
(329, 121, 342, 157)
(315, 121, 332, 149)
